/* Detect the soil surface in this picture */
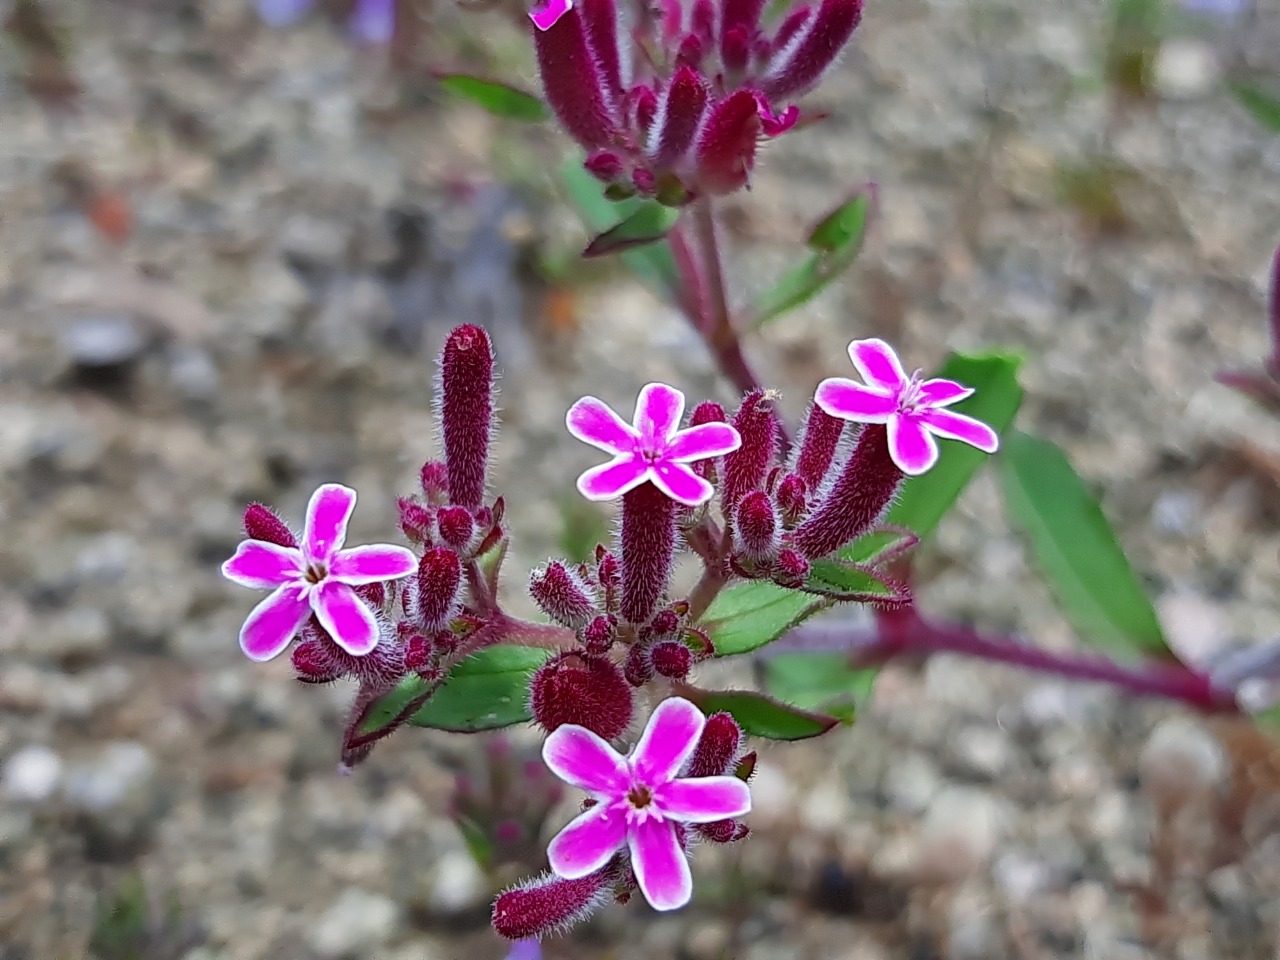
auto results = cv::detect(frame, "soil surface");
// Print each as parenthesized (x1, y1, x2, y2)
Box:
(2, 1, 1280, 958)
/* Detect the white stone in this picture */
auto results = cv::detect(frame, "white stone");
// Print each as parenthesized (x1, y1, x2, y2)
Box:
(2, 745, 63, 803)
(1155, 40, 1220, 100)
(426, 849, 488, 915)
(309, 888, 401, 959)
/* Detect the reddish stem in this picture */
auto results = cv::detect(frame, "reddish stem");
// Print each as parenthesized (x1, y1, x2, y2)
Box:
(1267, 242, 1280, 379)
(775, 618, 1240, 713)
(674, 202, 792, 448)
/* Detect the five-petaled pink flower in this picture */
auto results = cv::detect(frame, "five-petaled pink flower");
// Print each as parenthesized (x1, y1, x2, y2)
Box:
(566, 383, 742, 506)
(542, 697, 751, 911)
(815, 339, 1000, 476)
(221, 484, 418, 662)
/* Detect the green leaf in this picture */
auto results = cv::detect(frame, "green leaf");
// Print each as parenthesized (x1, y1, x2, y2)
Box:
(998, 430, 1168, 658)
(701, 581, 821, 657)
(684, 688, 841, 740)
(803, 558, 909, 603)
(454, 815, 494, 869)
(764, 652, 877, 719)
(750, 191, 871, 328)
(560, 158, 680, 299)
(583, 202, 682, 258)
(362, 646, 549, 734)
(1230, 82, 1280, 134)
(878, 350, 1024, 541)
(436, 74, 549, 122)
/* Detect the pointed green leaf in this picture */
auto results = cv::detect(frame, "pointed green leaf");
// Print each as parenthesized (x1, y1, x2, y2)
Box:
(1230, 82, 1280, 134)
(560, 158, 679, 300)
(764, 652, 877, 718)
(700, 582, 821, 657)
(750, 190, 871, 328)
(583, 202, 681, 258)
(362, 645, 549, 734)
(684, 688, 842, 740)
(998, 430, 1167, 658)
(437, 74, 549, 122)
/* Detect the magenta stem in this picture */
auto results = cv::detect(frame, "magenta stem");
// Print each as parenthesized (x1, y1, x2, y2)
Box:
(1267, 242, 1280, 379)
(778, 618, 1240, 714)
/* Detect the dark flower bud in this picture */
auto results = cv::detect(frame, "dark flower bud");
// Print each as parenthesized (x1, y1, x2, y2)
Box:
(529, 652, 634, 740)
(437, 324, 496, 511)
(773, 548, 811, 587)
(244, 503, 296, 548)
(734, 490, 780, 560)
(650, 640, 693, 680)
(582, 614, 618, 655)
(529, 560, 599, 629)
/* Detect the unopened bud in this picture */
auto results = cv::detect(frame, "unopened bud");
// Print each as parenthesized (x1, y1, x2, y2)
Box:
(492, 866, 615, 941)
(722, 390, 779, 510)
(734, 490, 780, 560)
(417, 547, 463, 632)
(649, 608, 681, 638)
(773, 548, 810, 587)
(582, 614, 617, 655)
(696, 819, 750, 843)
(776, 473, 808, 526)
(292, 638, 342, 683)
(584, 149, 626, 183)
(420, 460, 450, 501)
(436, 505, 475, 551)
(529, 652, 634, 740)
(244, 503, 296, 548)
(623, 643, 654, 687)
(403, 633, 434, 673)
(651, 641, 692, 680)
(530, 561, 599, 629)
(688, 711, 743, 777)
(397, 497, 434, 544)
(437, 324, 496, 511)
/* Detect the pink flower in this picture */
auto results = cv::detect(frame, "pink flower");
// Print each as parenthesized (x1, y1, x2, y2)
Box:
(542, 697, 752, 911)
(222, 484, 417, 662)
(566, 383, 742, 506)
(529, 0, 572, 31)
(815, 339, 999, 476)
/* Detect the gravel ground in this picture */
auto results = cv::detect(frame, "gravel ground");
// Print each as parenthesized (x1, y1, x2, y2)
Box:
(1, 0, 1280, 958)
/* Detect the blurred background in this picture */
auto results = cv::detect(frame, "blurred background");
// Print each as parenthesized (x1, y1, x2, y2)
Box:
(1, 0, 1280, 957)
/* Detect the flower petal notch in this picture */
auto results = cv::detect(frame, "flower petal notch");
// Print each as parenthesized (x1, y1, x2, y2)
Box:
(221, 483, 418, 661)
(566, 384, 743, 506)
(814, 338, 999, 476)
(542, 697, 752, 911)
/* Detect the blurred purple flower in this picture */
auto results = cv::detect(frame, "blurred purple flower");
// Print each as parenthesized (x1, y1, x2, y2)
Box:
(503, 939, 542, 960)
(1180, 0, 1248, 18)
(257, 0, 313, 25)
(257, 0, 395, 43)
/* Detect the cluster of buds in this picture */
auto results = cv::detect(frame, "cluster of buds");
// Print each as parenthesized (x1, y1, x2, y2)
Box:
(222, 324, 507, 765)
(220, 324, 998, 939)
(530, 0, 865, 200)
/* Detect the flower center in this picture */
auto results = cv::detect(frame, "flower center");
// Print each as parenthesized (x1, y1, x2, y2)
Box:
(897, 370, 926, 414)
(304, 562, 328, 584)
(637, 443, 664, 464)
(626, 784, 654, 809)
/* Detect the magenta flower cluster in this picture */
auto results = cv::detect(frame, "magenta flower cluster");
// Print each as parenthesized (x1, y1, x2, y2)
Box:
(529, 0, 864, 201)
(219, 325, 997, 940)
